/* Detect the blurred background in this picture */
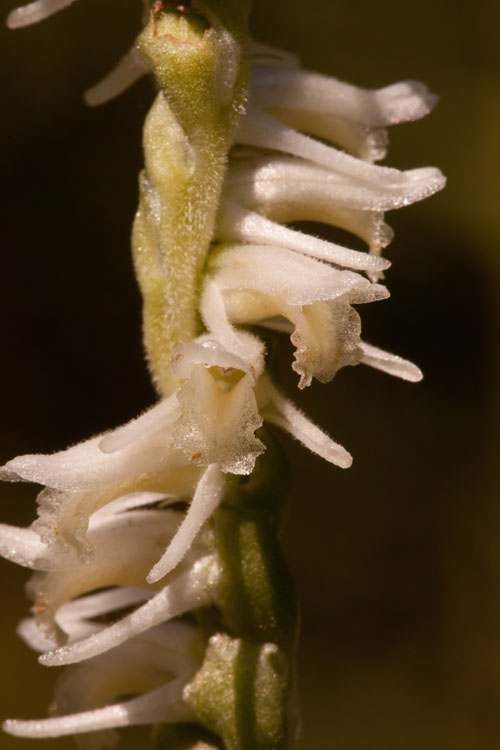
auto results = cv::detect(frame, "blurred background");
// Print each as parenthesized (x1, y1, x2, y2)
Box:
(0, 0, 499, 748)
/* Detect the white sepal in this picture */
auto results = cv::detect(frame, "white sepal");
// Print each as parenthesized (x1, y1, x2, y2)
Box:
(360, 342, 423, 382)
(84, 46, 149, 107)
(5, 623, 200, 741)
(0, 524, 47, 568)
(257, 376, 353, 469)
(236, 105, 446, 205)
(39, 553, 220, 666)
(7, 0, 78, 28)
(147, 464, 225, 583)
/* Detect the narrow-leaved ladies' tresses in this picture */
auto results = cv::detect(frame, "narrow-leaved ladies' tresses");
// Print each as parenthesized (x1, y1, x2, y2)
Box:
(3, 0, 445, 746)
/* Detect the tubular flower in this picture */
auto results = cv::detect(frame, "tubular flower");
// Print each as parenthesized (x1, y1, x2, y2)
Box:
(3, 0, 445, 747)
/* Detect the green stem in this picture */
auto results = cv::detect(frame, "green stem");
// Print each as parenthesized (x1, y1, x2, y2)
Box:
(183, 430, 298, 750)
(133, 1, 251, 396)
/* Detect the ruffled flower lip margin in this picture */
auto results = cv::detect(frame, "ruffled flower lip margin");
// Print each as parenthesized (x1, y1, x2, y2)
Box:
(2, 0, 445, 744)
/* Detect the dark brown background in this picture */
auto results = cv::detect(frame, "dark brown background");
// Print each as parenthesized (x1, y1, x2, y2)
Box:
(1, 0, 499, 748)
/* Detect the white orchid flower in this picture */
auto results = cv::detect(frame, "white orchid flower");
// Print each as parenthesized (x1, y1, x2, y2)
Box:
(248, 56, 438, 161)
(213, 43, 445, 297)
(0, 492, 221, 664)
(0, 323, 352, 598)
(0, 331, 260, 556)
(204, 244, 387, 388)
(4, 620, 202, 746)
(203, 245, 422, 387)
(17, 587, 153, 653)
(0, 491, 215, 631)
(0, 400, 200, 558)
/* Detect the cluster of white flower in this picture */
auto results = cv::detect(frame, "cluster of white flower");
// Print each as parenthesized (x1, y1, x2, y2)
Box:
(2, 0, 445, 747)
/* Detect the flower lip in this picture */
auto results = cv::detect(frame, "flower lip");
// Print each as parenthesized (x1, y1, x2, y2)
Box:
(170, 336, 259, 383)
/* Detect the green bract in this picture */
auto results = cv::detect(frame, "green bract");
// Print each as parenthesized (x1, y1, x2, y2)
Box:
(134, 1, 251, 395)
(185, 633, 289, 750)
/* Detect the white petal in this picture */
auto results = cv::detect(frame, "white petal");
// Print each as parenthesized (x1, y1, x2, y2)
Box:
(255, 316, 294, 333)
(5, 619, 201, 739)
(98, 396, 179, 455)
(7, 0, 77, 28)
(199, 281, 266, 377)
(53, 621, 200, 707)
(225, 157, 393, 247)
(236, 106, 446, 203)
(29, 465, 199, 567)
(89, 492, 172, 524)
(251, 67, 438, 128)
(47, 589, 152, 646)
(208, 243, 378, 306)
(57, 587, 152, 624)
(225, 153, 430, 215)
(0, 524, 47, 568)
(84, 46, 148, 107)
(249, 39, 300, 69)
(3, 679, 194, 738)
(40, 554, 220, 665)
(360, 342, 423, 382)
(251, 69, 387, 160)
(17, 618, 58, 652)
(1, 397, 186, 495)
(31, 508, 191, 639)
(259, 378, 352, 468)
(218, 201, 390, 274)
(147, 464, 225, 583)
(373, 80, 440, 124)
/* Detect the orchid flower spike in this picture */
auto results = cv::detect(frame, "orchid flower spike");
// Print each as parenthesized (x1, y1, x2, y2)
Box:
(4, 0, 444, 747)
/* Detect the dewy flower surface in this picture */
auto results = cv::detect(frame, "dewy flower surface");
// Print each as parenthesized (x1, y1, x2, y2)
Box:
(2, 0, 445, 747)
